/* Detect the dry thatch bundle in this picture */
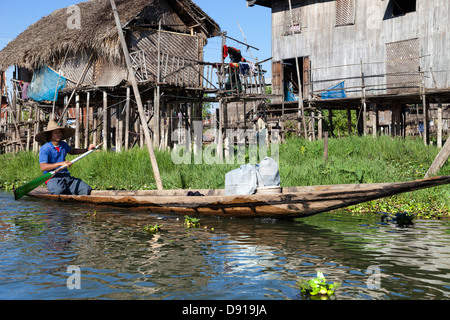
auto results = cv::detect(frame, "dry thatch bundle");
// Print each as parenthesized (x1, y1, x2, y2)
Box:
(0, 0, 220, 71)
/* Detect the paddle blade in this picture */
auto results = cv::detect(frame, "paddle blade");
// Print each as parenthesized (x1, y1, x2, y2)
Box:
(14, 173, 52, 200)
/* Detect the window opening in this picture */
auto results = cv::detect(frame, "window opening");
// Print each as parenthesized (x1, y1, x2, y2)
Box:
(391, 0, 416, 17)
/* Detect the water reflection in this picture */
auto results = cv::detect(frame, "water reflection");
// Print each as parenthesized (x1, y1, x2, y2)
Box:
(0, 190, 449, 300)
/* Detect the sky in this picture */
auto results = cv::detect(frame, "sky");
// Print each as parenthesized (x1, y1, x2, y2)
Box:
(0, 0, 273, 84)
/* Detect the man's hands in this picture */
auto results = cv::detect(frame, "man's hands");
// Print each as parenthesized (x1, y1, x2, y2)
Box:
(61, 160, 73, 168)
(40, 160, 72, 172)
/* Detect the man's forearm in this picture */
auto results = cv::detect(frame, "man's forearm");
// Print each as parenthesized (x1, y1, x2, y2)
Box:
(69, 148, 88, 155)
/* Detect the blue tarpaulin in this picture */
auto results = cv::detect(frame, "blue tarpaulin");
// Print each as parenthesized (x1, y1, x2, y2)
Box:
(320, 81, 346, 100)
(27, 66, 67, 102)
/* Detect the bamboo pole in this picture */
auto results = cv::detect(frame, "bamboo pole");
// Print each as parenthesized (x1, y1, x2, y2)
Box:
(110, 0, 163, 190)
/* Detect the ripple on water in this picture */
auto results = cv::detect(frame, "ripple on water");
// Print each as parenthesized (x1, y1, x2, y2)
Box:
(0, 191, 449, 300)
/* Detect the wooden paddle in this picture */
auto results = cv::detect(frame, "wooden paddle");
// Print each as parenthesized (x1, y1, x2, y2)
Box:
(14, 143, 102, 200)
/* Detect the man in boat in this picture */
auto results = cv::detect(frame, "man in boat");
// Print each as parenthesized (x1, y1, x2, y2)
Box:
(35, 120, 96, 195)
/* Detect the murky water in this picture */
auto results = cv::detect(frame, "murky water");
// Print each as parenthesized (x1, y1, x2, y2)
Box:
(0, 190, 449, 300)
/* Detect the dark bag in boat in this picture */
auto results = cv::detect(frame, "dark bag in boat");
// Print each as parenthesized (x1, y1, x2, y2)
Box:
(187, 191, 204, 196)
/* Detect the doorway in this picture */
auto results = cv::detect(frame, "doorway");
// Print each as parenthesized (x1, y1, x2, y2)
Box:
(283, 57, 309, 102)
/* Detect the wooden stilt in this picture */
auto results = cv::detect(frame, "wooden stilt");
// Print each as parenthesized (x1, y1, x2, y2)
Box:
(103, 91, 109, 151)
(218, 99, 224, 161)
(324, 132, 328, 163)
(93, 99, 98, 146)
(347, 107, 352, 134)
(437, 101, 443, 148)
(117, 99, 123, 152)
(154, 87, 160, 148)
(125, 87, 130, 151)
(423, 94, 429, 145)
(328, 108, 333, 137)
(75, 94, 80, 149)
(371, 102, 378, 137)
(33, 106, 40, 152)
(311, 111, 316, 141)
(84, 92, 90, 148)
(63, 95, 68, 127)
(318, 108, 323, 140)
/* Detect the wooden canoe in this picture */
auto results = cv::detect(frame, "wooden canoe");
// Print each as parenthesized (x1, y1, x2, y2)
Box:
(28, 176, 450, 219)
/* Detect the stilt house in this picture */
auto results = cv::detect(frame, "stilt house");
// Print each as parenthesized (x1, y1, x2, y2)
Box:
(0, 0, 220, 153)
(247, 0, 449, 144)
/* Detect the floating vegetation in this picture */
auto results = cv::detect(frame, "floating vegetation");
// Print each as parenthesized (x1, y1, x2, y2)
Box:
(143, 223, 162, 234)
(297, 271, 341, 299)
(86, 211, 97, 217)
(184, 215, 200, 228)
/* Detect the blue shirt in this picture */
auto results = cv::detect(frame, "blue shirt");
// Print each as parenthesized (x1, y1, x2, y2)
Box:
(39, 141, 72, 175)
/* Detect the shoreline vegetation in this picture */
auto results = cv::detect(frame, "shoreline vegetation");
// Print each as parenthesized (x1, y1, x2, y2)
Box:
(1, 135, 449, 219)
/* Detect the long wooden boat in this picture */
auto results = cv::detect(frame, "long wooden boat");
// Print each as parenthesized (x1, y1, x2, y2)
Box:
(28, 176, 450, 219)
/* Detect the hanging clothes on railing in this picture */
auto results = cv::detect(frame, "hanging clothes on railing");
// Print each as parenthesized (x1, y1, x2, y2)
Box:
(225, 64, 242, 94)
(20, 81, 30, 100)
(227, 47, 247, 63)
(223, 45, 229, 59)
(239, 62, 250, 76)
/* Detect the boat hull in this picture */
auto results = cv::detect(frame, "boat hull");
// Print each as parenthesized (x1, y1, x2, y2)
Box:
(28, 176, 450, 218)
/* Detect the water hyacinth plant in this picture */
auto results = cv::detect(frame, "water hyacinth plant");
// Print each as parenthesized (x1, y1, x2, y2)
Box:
(184, 215, 201, 228)
(297, 271, 341, 297)
(143, 223, 162, 234)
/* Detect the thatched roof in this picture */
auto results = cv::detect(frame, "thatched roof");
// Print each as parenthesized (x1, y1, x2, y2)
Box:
(0, 0, 220, 71)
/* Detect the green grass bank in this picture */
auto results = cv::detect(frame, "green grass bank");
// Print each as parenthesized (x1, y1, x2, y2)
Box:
(1, 135, 449, 219)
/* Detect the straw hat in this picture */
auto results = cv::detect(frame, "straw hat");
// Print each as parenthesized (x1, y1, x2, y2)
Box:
(35, 120, 75, 143)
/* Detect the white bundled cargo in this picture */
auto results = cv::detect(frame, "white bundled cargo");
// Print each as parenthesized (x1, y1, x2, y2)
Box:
(225, 163, 258, 196)
(225, 158, 280, 196)
(258, 157, 280, 187)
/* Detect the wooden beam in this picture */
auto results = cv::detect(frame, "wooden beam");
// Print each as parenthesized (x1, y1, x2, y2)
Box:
(425, 137, 450, 178)
(110, 0, 163, 190)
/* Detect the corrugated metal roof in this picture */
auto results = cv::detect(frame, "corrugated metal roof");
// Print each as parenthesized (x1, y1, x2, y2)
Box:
(94, 59, 128, 88)
(62, 55, 95, 87)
